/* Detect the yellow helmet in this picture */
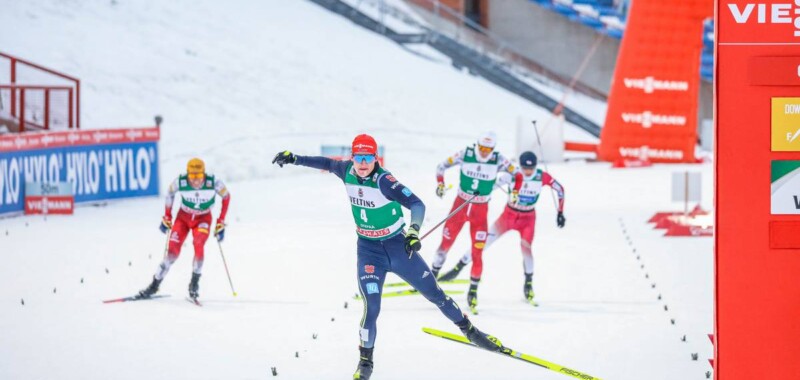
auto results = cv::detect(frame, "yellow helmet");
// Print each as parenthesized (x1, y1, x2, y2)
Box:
(187, 158, 205, 179)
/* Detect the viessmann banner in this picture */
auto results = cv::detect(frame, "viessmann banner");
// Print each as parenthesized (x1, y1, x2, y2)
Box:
(597, 0, 712, 163)
(0, 128, 160, 215)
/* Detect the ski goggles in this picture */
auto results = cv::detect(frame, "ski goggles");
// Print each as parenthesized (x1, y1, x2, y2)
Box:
(477, 145, 494, 154)
(353, 154, 377, 164)
(187, 172, 205, 180)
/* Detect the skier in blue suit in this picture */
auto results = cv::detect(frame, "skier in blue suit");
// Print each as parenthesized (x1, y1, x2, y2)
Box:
(272, 134, 499, 380)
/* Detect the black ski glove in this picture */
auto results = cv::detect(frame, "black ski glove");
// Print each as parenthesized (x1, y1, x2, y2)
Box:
(272, 150, 296, 167)
(556, 212, 566, 228)
(405, 224, 422, 258)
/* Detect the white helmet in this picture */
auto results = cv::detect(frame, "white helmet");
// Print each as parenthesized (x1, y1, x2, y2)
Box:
(477, 131, 497, 149)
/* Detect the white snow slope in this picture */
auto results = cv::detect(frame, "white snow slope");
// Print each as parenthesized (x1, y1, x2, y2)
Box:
(0, 1, 713, 379)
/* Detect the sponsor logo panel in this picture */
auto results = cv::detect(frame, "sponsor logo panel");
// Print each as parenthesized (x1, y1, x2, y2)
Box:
(771, 97, 800, 151)
(0, 140, 159, 215)
(623, 77, 690, 93)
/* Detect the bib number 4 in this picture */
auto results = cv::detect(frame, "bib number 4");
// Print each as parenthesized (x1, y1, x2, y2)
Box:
(360, 209, 368, 223)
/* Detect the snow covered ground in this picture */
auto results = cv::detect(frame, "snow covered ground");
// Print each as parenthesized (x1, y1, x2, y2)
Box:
(0, 1, 713, 379)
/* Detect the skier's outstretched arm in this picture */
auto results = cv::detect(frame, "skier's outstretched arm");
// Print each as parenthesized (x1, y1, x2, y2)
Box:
(272, 150, 349, 181)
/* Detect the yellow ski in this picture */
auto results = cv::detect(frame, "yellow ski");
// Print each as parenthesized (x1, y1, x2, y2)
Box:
(353, 290, 463, 300)
(384, 279, 470, 288)
(422, 327, 603, 380)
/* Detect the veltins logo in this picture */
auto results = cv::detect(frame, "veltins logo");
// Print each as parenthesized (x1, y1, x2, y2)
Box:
(621, 111, 687, 128)
(771, 97, 800, 151)
(623, 77, 689, 93)
(728, 2, 800, 37)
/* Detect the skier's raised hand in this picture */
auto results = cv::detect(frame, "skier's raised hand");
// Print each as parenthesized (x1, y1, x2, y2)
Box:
(272, 150, 296, 167)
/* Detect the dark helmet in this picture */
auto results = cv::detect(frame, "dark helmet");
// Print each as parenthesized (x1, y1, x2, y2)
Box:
(519, 151, 537, 168)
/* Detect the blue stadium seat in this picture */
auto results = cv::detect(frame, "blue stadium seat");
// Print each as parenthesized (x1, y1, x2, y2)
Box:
(605, 27, 623, 39)
(578, 14, 604, 29)
(701, 66, 713, 81)
(527, 0, 714, 81)
(553, 3, 578, 17)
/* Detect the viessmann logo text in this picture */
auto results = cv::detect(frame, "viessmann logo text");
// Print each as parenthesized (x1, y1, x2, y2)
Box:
(621, 111, 687, 128)
(728, 2, 800, 36)
(623, 77, 689, 93)
(619, 146, 685, 160)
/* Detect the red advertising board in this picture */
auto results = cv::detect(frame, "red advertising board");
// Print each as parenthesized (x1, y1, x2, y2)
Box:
(716, 1, 800, 379)
(0, 127, 160, 153)
(24, 196, 74, 215)
(597, 0, 712, 163)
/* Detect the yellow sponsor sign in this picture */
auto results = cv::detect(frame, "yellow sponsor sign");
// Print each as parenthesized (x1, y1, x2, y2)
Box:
(772, 97, 800, 151)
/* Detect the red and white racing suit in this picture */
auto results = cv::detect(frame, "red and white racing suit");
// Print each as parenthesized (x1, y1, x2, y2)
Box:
(432, 147, 522, 280)
(458, 170, 564, 277)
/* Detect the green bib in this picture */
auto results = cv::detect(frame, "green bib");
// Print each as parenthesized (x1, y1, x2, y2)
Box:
(345, 164, 404, 240)
(178, 174, 217, 212)
(459, 146, 500, 196)
(510, 169, 543, 211)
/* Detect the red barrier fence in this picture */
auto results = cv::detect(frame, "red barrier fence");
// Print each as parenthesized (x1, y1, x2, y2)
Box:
(0, 51, 80, 131)
(0, 84, 74, 132)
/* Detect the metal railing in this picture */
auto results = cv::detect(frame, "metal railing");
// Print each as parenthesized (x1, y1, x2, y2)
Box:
(0, 52, 81, 130)
(344, 0, 607, 100)
(0, 84, 75, 132)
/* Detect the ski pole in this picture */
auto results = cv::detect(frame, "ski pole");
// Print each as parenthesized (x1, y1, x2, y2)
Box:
(420, 192, 480, 241)
(531, 120, 561, 212)
(217, 240, 238, 297)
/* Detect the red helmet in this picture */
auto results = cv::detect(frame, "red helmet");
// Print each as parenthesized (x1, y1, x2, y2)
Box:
(352, 134, 378, 155)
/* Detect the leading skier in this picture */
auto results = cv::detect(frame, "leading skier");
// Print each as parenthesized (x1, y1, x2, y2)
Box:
(271, 134, 499, 380)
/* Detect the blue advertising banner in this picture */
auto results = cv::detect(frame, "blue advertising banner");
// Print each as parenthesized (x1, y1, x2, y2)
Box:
(0, 128, 160, 215)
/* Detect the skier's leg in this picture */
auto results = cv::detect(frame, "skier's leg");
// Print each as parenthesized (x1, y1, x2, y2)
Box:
(519, 211, 537, 302)
(387, 235, 500, 351)
(186, 215, 212, 298)
(190, 216, 212, 275)
(388, 235, 464, 323)
(356, 239, 390, 349)
(468, 202, 490, 280)
(458, 207, 510, 265)
(439, 215, 506, 282)
(465, 203, 489, 310)
(155, 215, 190, 280)
(140, 214, 189, 297)
(519, 210, 537, 276)
(432, 197, 468, 275)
